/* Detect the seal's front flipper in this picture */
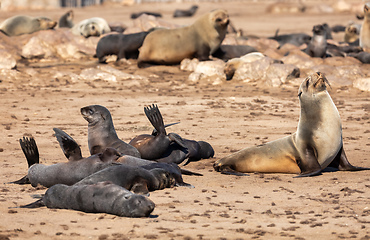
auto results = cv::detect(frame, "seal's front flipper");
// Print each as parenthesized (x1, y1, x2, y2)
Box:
(19, 199, 45, 208)
(175, 182, 194, 188)
(215, 165, 249, 176)
(330, 146, 370, 171)
(168, 133, 187, 149)
(144, 104, 165, 135)
(53, 128, 82, 161)
(296, 146, 322, 177)
(19, 137, 39, 167)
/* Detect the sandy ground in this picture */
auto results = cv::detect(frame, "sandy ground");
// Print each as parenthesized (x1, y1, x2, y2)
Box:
(0, 1, 369, 240)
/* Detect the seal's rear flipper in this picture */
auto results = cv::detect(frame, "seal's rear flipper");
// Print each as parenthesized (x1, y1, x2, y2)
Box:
(19, 137, 39, 167)
(9, 175, 30, 185)
(180, 168, 203, 176)
(175, 182, 194, 188)
(53, 128, 82, 161)
(19, 199, 45, 208)
(144, 104, 165, 135)
(330, 146, 370, 171)
(168, 133, 187, 149)
(216, 165, 249, 176)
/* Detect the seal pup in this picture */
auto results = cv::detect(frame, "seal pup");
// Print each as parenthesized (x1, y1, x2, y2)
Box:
(173, 5, 199, 18)
(0, 15, 57, 36)
(344, 22, 361, 44)
(95, 31, 151, 63)
(360, 3, 370, 52)
(137, 9, 229, 67)
(305, 24, 327, 58)
(80, 105, 141, 158)
(22, 181, 155, 218)
(129, 104, 187, 160)
(13, 136, 121, 187)
(71, 17, 111, 38)
(214, 72, 370, 177)
(269, 30, 311, 47)
(58, 10, 74, 28)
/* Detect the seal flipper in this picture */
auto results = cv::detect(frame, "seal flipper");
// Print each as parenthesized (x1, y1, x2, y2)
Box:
(144, 104, 166, 135)
(53, 128, 82, 161)
(295, 146, 322, 177)
(19, 199, 45, 208)
(328, 146, 370, 171)
(168, 133, 187, 149)
(216, 165, 249, 176)
(10, 137, 40, 184)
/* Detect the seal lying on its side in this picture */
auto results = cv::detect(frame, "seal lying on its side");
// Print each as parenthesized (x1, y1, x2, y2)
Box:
(13, 136, 121, 187)
(214, 72, 370, 177)
(137, 9, 229, 67)
(129, 104, 187, 160)
(22, 181, 155, 218)
(71, 17, 111, 38)
(80, 105, 141, 158)
(0, 15, 57, 36)
(173, 5, 199, 18)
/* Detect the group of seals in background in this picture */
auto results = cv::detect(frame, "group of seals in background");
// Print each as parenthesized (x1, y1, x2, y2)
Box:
(13, 103, 214, 217)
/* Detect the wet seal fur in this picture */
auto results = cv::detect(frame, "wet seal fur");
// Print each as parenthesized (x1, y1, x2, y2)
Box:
(22, 181, 155, 218)
(95, 31, 151, 63)
(0, 15, 57, 36)
(80, 105, 141, 158)
(137, 9, 229, 67)
(214, 72, 370, 177)
(360, 3, 370, 52)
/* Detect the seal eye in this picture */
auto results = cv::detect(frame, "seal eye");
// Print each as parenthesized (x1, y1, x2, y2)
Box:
(306, 79, 310, 88)
(215, 18, 222, 22)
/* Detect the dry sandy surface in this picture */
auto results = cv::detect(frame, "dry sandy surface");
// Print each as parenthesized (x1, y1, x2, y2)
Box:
(0, 1, 369, 240)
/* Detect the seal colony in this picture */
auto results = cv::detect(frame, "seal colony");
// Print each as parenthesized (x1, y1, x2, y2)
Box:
(214, 72, 370, 177)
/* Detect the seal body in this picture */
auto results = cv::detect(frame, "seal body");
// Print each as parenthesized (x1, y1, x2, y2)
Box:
(95, 31, 150, 63)
(0, 15, 57, 36)
(173, 5, 199, 18)
(137, 9, 229, 67)
(71, 17, 111, 38)
(80, 105, 141, 158)
(75, 164, 175, 195)
(27, 148, 120, 188)
(58, 10, 74, 28)
(360, 3, 370, 52)
(43, 181, 155, 217)
(129, 104, 186, 160)
(305, 24, 327, 58)
(214, 72, 370, 177)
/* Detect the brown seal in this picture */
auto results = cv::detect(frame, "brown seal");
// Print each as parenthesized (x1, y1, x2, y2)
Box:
(173, 5, 199, 18)
(214, 72, 370, 177)
(21, 181, 155, 218)
(137, 9, 229, 67)
(305, 24, 327, 58)
(129, 104, 186, 160)
(360, 3, 370, 52)
(58, 10, 74, 28)
(0, 15, 57, 36)
(80, 105, 141, 158)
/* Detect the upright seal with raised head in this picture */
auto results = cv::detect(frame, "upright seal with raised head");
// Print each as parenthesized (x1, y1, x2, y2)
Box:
(214, 72, 370, 177)
(137, 9, 229, 67)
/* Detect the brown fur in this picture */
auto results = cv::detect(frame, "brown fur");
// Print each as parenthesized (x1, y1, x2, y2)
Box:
(0, 15, 56, 36)
(137, 9, 229, 67)
(360, 3, 370, 51)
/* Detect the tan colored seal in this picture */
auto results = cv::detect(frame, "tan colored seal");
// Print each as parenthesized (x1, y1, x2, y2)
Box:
(360, 3, 370, 52)
(0, 15, 57, 36)
(214, 72, 370, 177)
(137, 9, 229, 67)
